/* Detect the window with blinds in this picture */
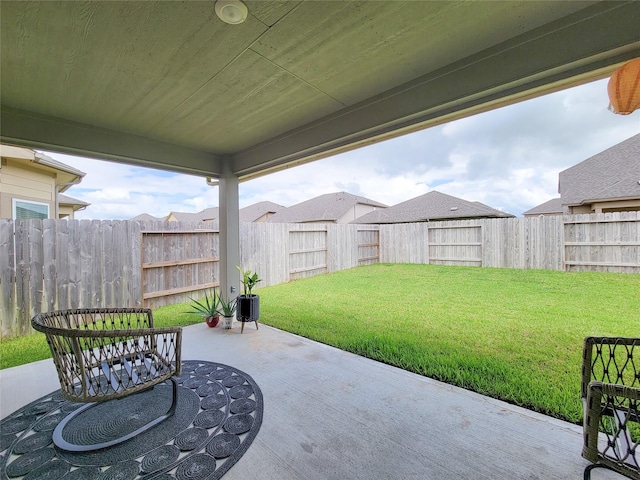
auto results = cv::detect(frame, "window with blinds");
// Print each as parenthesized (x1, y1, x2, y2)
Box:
(13, 199, 49, 219)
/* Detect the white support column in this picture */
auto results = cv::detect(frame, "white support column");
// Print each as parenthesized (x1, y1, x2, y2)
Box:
(219, 171, 240, 301)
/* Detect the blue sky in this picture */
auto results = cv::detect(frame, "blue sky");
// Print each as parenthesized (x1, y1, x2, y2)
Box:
(49, 78, 639, 220)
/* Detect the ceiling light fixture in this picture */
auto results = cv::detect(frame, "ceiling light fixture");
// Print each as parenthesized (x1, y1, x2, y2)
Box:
(215, 0, 248, 25)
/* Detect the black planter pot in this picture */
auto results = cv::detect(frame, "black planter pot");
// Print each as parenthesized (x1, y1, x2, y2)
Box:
(236, 294, 259, 323)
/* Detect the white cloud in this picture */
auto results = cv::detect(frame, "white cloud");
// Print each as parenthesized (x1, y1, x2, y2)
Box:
(88, 188, 131, 201)
(49, 153, 217, 219)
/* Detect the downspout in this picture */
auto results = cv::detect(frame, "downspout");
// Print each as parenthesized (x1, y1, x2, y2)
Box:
(55, 178, 82, 219)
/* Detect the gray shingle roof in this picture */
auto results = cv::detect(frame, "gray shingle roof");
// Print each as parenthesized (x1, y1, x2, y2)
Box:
(166, 211, 203, 222)
(352, 190, 514, 224)
(198, 207, 218, 222)
(133, 202, 286, 224)
(165, 207, 218, 222)
(130, 213, 163, 221)
(57, 193, 90, 207)
(35, 152, 86, 177)
(559, 134, 640, 207)
(266, 192, 387, 223)
(239, 201, 286, 222)
(522, 198, 563, 216)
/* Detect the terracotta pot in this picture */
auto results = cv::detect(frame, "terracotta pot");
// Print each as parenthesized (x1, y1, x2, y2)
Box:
(205, 315, 220, 328)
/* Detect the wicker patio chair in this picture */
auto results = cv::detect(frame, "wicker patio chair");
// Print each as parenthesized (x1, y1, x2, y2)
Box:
(32, 308, 182, 452)
(581, 336, 640, 480)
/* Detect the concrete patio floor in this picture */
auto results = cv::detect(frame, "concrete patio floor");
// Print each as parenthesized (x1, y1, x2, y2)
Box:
(0, 322, 615, 479)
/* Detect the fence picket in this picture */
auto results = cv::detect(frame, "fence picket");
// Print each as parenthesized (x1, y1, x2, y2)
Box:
(0, 220, 16, 337)
(42, 220, 57, 312)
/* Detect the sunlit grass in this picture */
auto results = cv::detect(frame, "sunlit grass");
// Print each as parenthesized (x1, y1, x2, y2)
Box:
(0, 333, 51, 370)
(0, 303, 203, 370)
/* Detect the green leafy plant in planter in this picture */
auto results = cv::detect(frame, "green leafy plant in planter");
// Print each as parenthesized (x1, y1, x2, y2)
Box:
(218, 294, 237, 329)
(236, 266, 261, 333)
(186, 290, 221, 327)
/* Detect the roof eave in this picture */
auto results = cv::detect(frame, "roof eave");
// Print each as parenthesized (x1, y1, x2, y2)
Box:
(580, 195, 640, 205)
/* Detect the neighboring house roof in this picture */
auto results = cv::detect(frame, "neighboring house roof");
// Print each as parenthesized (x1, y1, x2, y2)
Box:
(130, 213, 163, 221)
(166, 211, 198, 222)
(34, 151, 85, 193)
(1, 144, 86, 192)
(559, 134, 640, 207)
(57, 193, 90, 210)
(135, 202, 286, 224)
(34, 152, 85, 180)
(353, 191, 514, 224)
(165, 207, 219, 222)
(522, 198, 563, 216)
(239, 201, 286, 222)
(198, 207, 219, 222)
(266, 192, 387, 223)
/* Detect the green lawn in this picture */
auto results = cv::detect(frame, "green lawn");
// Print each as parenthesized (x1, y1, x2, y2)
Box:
(2, 264, 638, 424)
(0, 303, 204, 370)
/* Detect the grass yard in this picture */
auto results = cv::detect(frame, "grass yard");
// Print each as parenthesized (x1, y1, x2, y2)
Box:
(257, 264, 639, 424)
(1, 264, 637, 424)
(0, 303, 203, 370)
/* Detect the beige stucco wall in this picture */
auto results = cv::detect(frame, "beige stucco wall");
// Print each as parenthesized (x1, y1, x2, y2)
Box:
(568, 199, 640, 214)
(254, 212, 274, 222)
(0, 157, 56, 218)
(567, 205, 592, 214)
(58, 204, 76, 219)
(297, 204, 383, 224)
(337, 204, 382, 224)
(523, 212, 562, 218)
(593, 199, 640, 213)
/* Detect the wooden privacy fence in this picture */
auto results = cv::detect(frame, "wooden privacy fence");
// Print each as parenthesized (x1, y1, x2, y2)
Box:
(1, 212, 638, 339)
(0, 219, 141, 338)
(564, 212, 640, 273)
(414, 212, 638, 270)
(428, 223, 482, 266)
(238, 223, 382, 286)
(288, 227, 328, 280)
(140, 222, 219, 309)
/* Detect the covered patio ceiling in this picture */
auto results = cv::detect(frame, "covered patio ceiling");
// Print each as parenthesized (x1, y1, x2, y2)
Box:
(1, 1, 639, 182)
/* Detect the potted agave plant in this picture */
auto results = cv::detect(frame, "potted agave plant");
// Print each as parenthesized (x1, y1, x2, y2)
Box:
(186, 290, 221, 327)
(219, 294, 237, 329)
(236, 266, 261, 333)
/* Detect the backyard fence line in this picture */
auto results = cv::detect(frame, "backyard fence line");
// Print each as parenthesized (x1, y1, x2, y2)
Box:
(1, 212, 638, 339)
(140, 221, 219, 309)
(239, 223, 383, 289)
(563, 211, 640, 273)
(0, 219, 142, 339)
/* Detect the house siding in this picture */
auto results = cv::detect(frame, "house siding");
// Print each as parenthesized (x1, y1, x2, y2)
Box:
(568, 205, 594, 214)
(337, 204, 381, 224)
(0, 159, 56, 218)
(568, 199, 640, 214)
(58, 204, 75, 219)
